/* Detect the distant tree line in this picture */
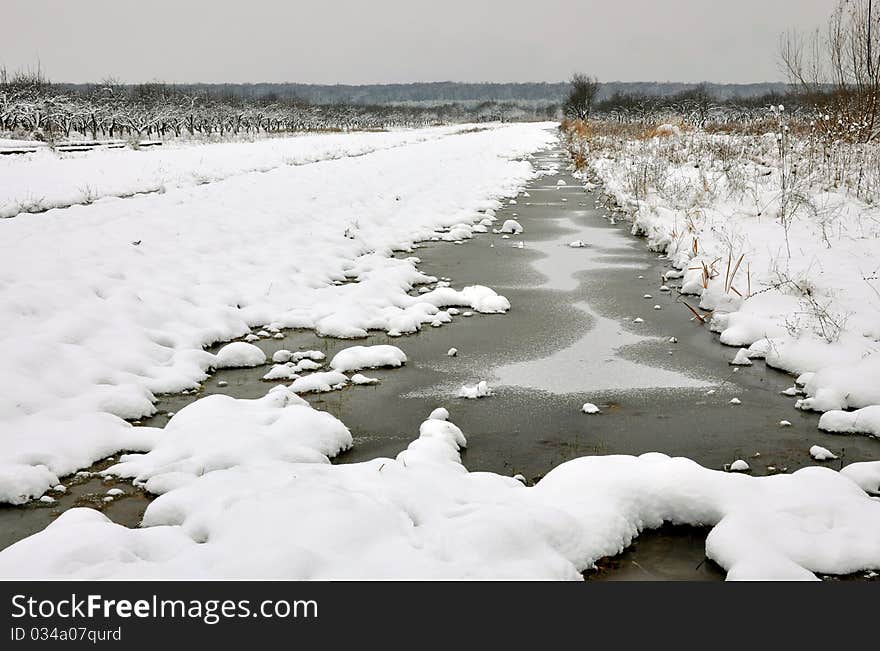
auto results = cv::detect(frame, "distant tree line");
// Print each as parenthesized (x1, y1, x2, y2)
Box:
(48, 80, 793, 108)
(0, 69, 555, 142)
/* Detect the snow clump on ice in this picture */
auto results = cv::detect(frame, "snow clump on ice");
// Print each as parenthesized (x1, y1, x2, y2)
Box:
(214, 342, 266, 369)
(810, 445, 838, 461)
(329, 345, 406, 372)
(458, 381, 492, 399)
(500, 219, 524, 235)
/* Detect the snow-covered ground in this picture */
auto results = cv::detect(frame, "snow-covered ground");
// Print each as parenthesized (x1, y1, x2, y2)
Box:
(0, 123, 555, 503)
(0, 405, 877, 580)
(0, 125, 480, 218)
(570, 122, 880, 437)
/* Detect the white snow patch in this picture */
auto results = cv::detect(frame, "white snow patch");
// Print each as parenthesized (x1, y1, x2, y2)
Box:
(330, 345, 406, 372)
(289, 371, 349, 394)
(809, 445, 838, 461)
(214, 342, 266, 369)
(458, 381, 492, 399)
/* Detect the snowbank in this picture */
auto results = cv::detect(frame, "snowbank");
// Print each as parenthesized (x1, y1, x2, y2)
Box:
(1, 409, 878, 580)
(329, 345, 406, 372)
(583, 127, 880, 432)
(0, 122, 556, 501)
(818, 405, 880, 437)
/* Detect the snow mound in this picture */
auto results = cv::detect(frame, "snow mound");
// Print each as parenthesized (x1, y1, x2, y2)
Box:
(581, 403, 601, 414)
(214, 342, 266, 369)
(419, 285, 510, 314)
(810, 445, 838, 461)
(458, 381, 492, 399)
(330, 345, 406, 372)
(350, 374, 379, 385)
(289, 371, 349, 394)
(500, 220, 524, 234)
(728, 459, 750, 472)
(840, 461, 880, 494)
(730, 349, 753, 366)
(262, 364, 300, 381)
(818, 405, 880, 437)
(104, 388, 352, 494)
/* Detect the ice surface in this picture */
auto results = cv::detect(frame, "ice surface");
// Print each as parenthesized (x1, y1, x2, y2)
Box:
(493, 303, 709, 393)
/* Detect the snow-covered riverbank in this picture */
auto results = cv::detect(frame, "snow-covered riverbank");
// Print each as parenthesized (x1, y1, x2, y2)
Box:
(1, 402, 878, 580)
(569, 122, 880, 438)
(0, 123, 555, 503)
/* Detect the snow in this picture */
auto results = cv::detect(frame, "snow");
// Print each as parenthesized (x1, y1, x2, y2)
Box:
(104, 388, 351, 495)
(350, 373, 379, 385)
(500, 219, 524, 234)
(262, 364, 300, 381)
(458, 381, 492, 399)
(2, 410, 878, 580)
(729, 460, 750, 472)
(0, 125, 484, 219)
(818, 405, 880, 437)
(0, 122, 555, 502)
(329, 345, 406, 372)
(289, 371, 349, 394)
(840, 461, 880, 494)
(810, 445, 838, 461)
(581, 125, 880, 433)
(730, 349, 753, 366)
(581, 403, 601, 414)
(214, 342, 267, 369)
(447, 347, 458, 357)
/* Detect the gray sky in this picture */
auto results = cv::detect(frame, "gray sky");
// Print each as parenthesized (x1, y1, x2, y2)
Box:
(2, 0, 834, 84)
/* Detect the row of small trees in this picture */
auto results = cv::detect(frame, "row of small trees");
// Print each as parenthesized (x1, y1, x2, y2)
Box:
(0, 70, 553, 142)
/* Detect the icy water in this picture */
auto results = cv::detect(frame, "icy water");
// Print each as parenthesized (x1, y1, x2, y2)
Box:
(3, 146, 878, 581)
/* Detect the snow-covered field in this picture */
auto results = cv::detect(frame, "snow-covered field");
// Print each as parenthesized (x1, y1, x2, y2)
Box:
(0, 125, 479, 218)
(569, 121, 880, 438)
(0, 123, 554, 504)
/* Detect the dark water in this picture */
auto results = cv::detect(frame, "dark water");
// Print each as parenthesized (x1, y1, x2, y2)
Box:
(3, 147, 877, 581)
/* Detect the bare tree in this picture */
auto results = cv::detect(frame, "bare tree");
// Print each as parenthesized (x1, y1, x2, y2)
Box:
(780, 0, 880, 141)
(563, 73, 600, 120)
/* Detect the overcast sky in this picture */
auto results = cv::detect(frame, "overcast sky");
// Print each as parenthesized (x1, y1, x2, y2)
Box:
(2, 0, 834, 84)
